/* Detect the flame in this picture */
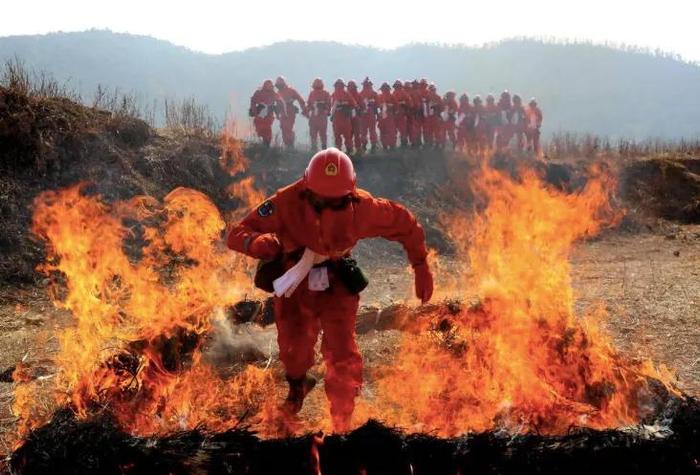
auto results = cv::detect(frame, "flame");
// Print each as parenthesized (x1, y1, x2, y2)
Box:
(11, 133, 279, 442)
(363, 164, 675, 436)
(12, 153, 677, 445)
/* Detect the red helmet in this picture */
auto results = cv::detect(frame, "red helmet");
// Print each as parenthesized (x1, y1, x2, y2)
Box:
(304, 148, 356, 197)
(393, 79, 402, 88)
(312, 78, 324, 89)
(347, 80, 357, 90)
(275, 76, 287, 88)
(263, 79, 274, 90)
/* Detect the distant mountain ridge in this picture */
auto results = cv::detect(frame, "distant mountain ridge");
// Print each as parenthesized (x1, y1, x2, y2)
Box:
(2, 30, 700, 140)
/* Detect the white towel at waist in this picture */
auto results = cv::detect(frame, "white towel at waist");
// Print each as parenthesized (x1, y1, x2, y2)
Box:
(273, 248, 329, 298)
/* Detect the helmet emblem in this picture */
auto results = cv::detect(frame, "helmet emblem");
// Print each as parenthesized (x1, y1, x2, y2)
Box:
(325, 162, 338, 176)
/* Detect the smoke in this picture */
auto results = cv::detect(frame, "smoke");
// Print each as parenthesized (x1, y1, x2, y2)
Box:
(204, 308, 278, 366)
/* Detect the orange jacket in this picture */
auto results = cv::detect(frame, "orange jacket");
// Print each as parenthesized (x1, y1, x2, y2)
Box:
(250, 88, 283, 118)
(227, 179, 428, 265)
(359, 87, 379, 117)
(331, 89, 358, 119)
(278, 86, 306, 117)
(376, 91, 396, 119)
(392, 88, 413, 115)
(307, 89, 332, 117)
(427, 92, 443, 117)
(443, 97, 459, 120)
(525, 106, 543, 129)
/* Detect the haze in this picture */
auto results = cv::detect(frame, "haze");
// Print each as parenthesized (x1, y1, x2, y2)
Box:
(3, 0, 699, 62)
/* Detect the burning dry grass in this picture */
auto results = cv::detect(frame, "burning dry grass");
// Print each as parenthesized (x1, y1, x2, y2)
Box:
(6, 155, 684, 456)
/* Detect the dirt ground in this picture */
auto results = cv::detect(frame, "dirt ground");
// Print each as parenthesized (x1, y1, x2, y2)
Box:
(0, 223, 698, 455)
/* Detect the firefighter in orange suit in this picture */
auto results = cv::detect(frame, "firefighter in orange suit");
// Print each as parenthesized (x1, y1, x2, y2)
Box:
(358, 77, 379, 152)
(249, 79, 283, 146)
(227, 148, 434, 431)
(330, 79, 358, 154)
(275, 76, 306, 149)
(306, 78, 331, 151)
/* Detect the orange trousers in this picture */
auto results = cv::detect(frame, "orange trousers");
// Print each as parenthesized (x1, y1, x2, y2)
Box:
(254, 116, 274, 145)
(274, 271, 362, 429)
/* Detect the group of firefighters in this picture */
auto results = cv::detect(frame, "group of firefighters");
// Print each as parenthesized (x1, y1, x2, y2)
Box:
(249, 76, 544, 155)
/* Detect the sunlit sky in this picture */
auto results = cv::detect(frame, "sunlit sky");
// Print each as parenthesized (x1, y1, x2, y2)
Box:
(3, 0, 700, 62)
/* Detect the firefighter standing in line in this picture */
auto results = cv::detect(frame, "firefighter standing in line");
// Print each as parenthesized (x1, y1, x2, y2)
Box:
(425, 83, 443, 148)
(402, 81, 416, 147)
(525, 98, 543, 155)
(306, 78, 332, 151)
(472, 95, 489, 155)
(276, 76, 307, 149)
(510, 94, 526, 151)
(392, 80, 412, 148)
(226, 148, 434, 432)
(249, 79, 283, 147)
(456, 93, 472, 152)
(408, 80, 423, 147)
(376, 82, 397, 150)
(496, 90, 513, 150)
(413, 79, 430, 146)
(330, 79, 358, 154)
(483, 94, 500, 151)
(442, 90, 459, 149)
(358, 77, 379, 152)
(346, 80, 364, 154)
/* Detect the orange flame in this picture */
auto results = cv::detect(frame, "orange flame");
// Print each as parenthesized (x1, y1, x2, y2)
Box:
(363, 164, 675, 436)
(12, 157, 677, 444)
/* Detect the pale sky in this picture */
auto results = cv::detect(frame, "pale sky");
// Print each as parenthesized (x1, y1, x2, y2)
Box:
(3, 0, 700, 62)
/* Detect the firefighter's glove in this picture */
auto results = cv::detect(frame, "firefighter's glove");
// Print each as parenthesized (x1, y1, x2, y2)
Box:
(413, 260, 434, 304)
(247, 233, 282, 260)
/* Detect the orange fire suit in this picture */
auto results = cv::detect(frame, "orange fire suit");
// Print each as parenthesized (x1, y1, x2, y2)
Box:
(473, 104, 489, 155)
(425, 92, 443, 146)
(496, 100, 513, 150)
(414, 86, 431, 145)
(510, 104, 527, 150)
(376, 91, 397, 149)
(278, 87, 306, 147)
(307, 89, 332, 150)
(358, 87, 379, 150)
(392, 88, 412, 147)
(483, 103, 500, 151)
(250, 88, 283, 146)
(456, 102, 474, 151)
(442, 97, 459, 148)
(347, 88, 363, 152)
(525, 105, 543, 154)
(331, 90, 358, 153)
(227, 179, 429, 429)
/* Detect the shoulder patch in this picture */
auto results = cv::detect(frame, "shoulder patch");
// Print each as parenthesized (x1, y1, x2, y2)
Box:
(257, 200, 275, 217)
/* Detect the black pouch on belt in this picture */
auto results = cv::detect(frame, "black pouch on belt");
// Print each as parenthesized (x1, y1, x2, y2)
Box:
(254, 258, 285, 293)
(333, 257, 369, 294)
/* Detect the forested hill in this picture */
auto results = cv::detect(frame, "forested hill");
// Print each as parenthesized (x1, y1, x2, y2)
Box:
(2, 30, 700, 140)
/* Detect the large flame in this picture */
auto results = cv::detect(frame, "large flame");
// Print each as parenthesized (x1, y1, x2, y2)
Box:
(12, 157, 676, 445)
(362, 164, 675, 436)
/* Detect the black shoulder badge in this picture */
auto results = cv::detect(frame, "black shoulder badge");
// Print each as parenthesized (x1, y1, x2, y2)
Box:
(257, 200, 275, 217)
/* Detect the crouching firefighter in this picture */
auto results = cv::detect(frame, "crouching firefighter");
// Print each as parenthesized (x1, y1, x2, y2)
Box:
(226, 148, 434, 432)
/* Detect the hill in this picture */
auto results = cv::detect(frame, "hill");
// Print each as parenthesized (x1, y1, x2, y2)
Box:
(2, 30, 700, 140)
